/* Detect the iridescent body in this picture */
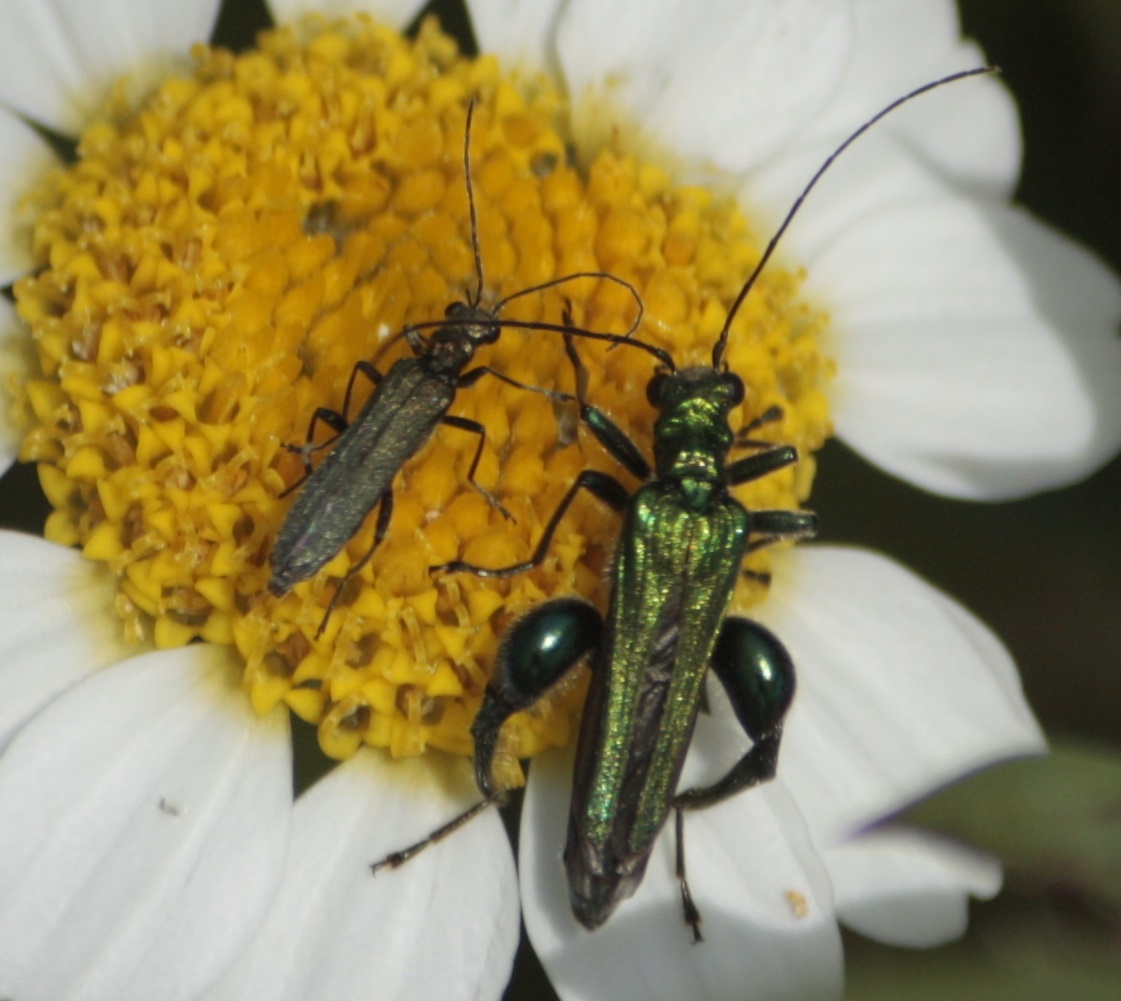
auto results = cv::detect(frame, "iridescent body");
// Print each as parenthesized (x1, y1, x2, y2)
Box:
(567, 371, 761, 920)
(460, 359, 814, 931)
(464, 67, 995, 930)
(370, 68, 992, 934)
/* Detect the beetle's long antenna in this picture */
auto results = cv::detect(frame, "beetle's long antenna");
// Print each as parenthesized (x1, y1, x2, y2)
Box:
(403, 315, 675, 369)
(464, 98, 485, 308)
(494, 271, 646, 338)
(712, 66, 998, 369)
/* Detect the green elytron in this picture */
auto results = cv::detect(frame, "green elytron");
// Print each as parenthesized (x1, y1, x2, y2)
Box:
(451, 328, 814, 937)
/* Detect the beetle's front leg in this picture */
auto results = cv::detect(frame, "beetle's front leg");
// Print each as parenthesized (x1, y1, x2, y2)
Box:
(473, 597, 602, 797)
(431, 469, 629, 579)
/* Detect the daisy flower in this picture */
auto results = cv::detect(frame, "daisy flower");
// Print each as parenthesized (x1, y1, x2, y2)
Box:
(0, 1, 1118, 1000)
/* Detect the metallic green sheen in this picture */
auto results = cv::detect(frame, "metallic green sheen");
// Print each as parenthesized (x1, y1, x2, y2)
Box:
(585, 485, 749, 853)
(571, 368, 749, 875)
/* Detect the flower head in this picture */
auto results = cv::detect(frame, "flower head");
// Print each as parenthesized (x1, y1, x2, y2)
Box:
(0, 1, 1118, 1000)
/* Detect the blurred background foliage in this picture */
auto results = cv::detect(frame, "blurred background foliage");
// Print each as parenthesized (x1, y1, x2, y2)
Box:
(843, 3, 1121, 997)
(0, 0, 1117, 997)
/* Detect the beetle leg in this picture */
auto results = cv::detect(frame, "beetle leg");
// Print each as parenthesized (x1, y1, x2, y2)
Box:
(279, 406, 349, 496)
(341, 359, 383, 418)
(732, 404, 785, 451)
(473, 597, 602, 796)
(431, 468, 628, 578)
(746, 509, 818, 551)
(368, 598, 602, 878)
(674, 808, 704, 943)
(725, 443, 799, 486)
(314, 491, 394, 638)
(670, 618, 796, 935)
(675, 617, 795, 811)
(278, 361, 384, 497)
(369, 796, 499, 876)
(740, 568, 773, 587)
(439, 413, 515, 522)
(562, 330, 652, 480)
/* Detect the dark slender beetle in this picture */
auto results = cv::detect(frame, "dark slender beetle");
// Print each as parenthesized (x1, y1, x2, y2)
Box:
(371, 68, 996, 937)
(268, 101, 667, 635)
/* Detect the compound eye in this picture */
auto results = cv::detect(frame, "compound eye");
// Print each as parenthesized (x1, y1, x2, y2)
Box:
(646, 372, 668, 407)
(723, 373, 745, 407)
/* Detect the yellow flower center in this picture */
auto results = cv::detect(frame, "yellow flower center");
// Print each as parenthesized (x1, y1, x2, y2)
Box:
(11, 15, 831, 787)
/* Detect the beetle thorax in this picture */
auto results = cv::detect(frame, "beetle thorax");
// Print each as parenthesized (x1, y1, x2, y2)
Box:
(651, 368, 735, 492)
(420, 304, 497, 377)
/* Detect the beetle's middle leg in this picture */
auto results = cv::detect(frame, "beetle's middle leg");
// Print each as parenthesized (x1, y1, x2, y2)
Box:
(431, 468, 628, 579)
(439, 413, 514, 522)
(280, 407, 349, 497)
(280, 361, 384, 496)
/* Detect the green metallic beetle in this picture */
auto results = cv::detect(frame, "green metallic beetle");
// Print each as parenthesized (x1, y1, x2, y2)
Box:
(443, 319, 815, 937)
(374, 68, 993, 938)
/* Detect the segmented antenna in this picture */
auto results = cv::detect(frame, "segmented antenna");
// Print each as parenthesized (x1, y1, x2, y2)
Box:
(462, 101, 646, 340)
(711, 66, 998, 368)
(464, 98, 486, 307)
(395, 96, 675, 371)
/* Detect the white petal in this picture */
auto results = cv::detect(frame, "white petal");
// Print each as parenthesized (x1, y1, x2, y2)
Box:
(798, 0, 1020, 197)
(520, 746, 844, 1001)
(0, 644, 292, 1001)
(467, 0, 566, 72)
(808, 192, 1121, 499)
(0, 0, 222, 134)
(0, 108, 57, 285)
(745, 134, 1121, 499)
(266, 0, 428, 29)
(742, 127, 947, 260)
(741, 85, 1013, 262)
(556, 0, 855, 171)
(825, 826, 1002, 947)
(750, 546, 1045, 848)
(0, 531, 133, 753)
(201, 750, 519, 1001)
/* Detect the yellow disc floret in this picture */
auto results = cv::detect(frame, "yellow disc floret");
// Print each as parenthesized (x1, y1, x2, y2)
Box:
(11, 15, 831, 786)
